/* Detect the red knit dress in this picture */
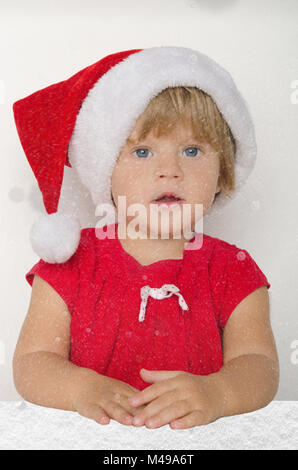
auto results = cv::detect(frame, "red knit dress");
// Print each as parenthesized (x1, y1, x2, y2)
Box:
(25, 222, 271, 391)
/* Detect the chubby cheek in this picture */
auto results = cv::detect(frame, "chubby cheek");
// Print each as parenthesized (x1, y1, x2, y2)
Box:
(129, 193, 151, 209)
(111, 170, 148, 207)
(187, 178, 217, 216)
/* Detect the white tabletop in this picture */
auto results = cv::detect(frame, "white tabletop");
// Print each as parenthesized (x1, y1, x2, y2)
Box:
(1, 400, 297, 450)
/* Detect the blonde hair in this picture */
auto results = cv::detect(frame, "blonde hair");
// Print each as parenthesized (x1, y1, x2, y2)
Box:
(125, 86, 237, 202)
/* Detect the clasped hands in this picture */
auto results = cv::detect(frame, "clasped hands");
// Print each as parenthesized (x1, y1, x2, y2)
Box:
(126, 368, 224, 429)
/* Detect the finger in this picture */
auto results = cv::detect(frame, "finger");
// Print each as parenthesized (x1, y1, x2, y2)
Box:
(132, 389, 182, 427)
(129, 379, 176, 407)
(112, 392, 147, 417)
(119, 401, 147, 418)
(77, 403, 111, 425)
(143, 399, 192, 429)
(141, 369, 187, 382)
(104, 400, 136, 426)
(170, 410, 207, 429)
(127, 403, 147, 417)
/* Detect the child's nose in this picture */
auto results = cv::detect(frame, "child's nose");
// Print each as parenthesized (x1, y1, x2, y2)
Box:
(155, 159, 183, 179)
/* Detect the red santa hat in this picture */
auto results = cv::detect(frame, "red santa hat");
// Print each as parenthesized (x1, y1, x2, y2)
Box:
(13, 46, 257, 264)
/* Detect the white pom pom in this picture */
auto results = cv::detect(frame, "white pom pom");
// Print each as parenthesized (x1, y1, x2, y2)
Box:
(30, 212, 81, 264)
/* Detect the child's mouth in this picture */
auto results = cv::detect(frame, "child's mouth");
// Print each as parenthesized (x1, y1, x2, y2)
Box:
(151, 193, 184, 206)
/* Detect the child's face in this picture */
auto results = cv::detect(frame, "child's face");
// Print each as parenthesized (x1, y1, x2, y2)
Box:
(111, 114, 221, 236)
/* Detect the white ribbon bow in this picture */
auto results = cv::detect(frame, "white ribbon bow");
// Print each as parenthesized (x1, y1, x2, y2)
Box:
(138, 283, 189, 322)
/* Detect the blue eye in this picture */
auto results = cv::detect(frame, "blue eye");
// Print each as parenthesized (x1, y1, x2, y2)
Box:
(133, 148, 152, 158)
(133, 146, 201, 158)
(183, 146, 201, 157)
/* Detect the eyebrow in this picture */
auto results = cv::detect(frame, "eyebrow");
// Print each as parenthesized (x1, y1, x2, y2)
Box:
(126, 137, 138, 145)
(126, 135, 203, 145)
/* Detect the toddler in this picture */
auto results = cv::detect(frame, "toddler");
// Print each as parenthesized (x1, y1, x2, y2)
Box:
(13, 46, 279, 430)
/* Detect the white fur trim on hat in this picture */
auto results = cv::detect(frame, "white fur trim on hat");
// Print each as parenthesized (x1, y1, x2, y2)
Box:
(68, 46, 257, 217)
(30, 212, 81, 264)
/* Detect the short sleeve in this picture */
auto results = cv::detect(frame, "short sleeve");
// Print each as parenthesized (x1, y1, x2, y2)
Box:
(213, 248, 271, 330)
(25, 254, 79, 315)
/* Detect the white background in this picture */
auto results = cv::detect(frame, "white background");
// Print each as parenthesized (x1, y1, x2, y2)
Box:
(0, 0, 297, 400)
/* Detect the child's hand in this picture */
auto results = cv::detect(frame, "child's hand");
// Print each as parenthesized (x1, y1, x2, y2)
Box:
(73, 373, 147, 426)
(128, 369, 224, 429)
